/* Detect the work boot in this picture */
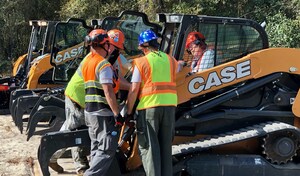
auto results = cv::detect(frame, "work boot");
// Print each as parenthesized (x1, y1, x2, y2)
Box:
(76, 165, 89, 176)
(49, 162, 64, 173)
(76, 169, 86, 176)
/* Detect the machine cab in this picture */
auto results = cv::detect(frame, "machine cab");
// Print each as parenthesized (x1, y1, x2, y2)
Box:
(50, 11, 163, 83)
(50, 18, 91, 83)
(49, 11, 268, 94)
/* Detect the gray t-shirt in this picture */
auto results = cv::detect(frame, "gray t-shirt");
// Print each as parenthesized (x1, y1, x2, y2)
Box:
(99, 66, 113, 84)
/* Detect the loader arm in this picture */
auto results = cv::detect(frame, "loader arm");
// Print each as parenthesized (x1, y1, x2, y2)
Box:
(26, 92, 65, 140)
(176, 48, 300, 110)
(38, 129, 90, 176)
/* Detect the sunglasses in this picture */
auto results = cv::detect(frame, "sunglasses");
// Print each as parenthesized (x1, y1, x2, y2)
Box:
(94, 33, 108, 43)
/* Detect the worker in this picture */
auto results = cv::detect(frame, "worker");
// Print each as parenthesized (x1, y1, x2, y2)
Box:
(80, 29, 124, 176)
(185, 31, 215, 72)
(49, 61, 90, 175)
(107, 29, 131, 92)
(49, 29, 129, 176)
(125, 29, 178, 176)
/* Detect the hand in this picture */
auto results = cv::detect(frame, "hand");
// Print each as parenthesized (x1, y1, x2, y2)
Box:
(124, 113, 135, 128)
(114, 113, 124, 128)
(177, 60, 186, 72)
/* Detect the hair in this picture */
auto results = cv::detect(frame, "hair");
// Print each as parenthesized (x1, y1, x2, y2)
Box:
(193, 34, 207, 49)
(140, 39, 160, 50)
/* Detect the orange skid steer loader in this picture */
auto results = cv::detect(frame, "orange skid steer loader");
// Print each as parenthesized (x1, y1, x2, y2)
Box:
(9, 19, 91, 135)
(37, 10, 300, 176)
(0, 20, 50, 114)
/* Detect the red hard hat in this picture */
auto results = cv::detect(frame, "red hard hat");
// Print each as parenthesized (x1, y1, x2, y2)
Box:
(108, 29, 125, 49)
(185, 31, 205, 49)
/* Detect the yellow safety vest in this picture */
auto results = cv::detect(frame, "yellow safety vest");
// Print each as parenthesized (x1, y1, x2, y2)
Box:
(64, 53, 91, 108)
(134, 51, 177, 110)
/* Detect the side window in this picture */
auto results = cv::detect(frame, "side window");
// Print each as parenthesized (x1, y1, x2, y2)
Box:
(102, 12, 161, 59)
(54, 23, 86, 51)
(183, 21, 265, 67)
(114, 14, 151, 58)
(183, 24, 217, 66)
(117, 16, 148, 58)
(28, 21, 48, 54)
(216, 24, 264, 65)
(50, 20, 89, 82)
(34, 26, 47, 53)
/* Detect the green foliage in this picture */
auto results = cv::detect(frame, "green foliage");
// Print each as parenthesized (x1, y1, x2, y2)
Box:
(266, 13, 300, 48)
(0, 60, 12, 76)
(0, 0, 300, 75)
(137, 0, 163, 21)
(0, 0, 62, 75)
(59, 0, 96, 20)
(97, 1, 140, 19)
(59, 0, 139, 21)
(168, 2, 202, 14)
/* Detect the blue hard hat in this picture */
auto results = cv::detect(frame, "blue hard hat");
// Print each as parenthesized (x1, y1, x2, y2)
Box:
(138, 29, 158, 46)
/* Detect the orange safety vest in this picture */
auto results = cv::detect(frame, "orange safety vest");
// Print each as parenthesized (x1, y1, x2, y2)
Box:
(134, 51, 177, 110)
(80, 51, 119, 112)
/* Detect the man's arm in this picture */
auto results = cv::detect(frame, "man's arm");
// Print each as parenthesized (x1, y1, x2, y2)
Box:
(119, 75, 131, 91)
(126, 82, 140, 114)
(126, 65, 141, 114)
(102, 83, 119, 116)
(99, 66, 120, 116)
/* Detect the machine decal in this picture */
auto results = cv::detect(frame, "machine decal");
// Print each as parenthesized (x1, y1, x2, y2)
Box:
(188, 60, 251, 94)
(54, 45, 84, 64)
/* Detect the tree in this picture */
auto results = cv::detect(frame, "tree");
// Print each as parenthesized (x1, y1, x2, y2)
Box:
(59, 0, 139, 21)
(266, 13, 300, 48)
(0, 0, 62, 75)
(0, 0, 299, 75)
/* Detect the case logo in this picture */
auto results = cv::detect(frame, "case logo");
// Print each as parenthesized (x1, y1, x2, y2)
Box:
(188, 60, 251, 94)
(54, 45, 84, 64)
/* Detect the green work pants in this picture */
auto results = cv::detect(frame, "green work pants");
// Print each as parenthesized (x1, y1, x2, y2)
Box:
(137, 106, 175, 176)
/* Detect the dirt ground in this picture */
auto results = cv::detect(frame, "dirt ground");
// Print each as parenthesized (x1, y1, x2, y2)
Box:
(0, 114, 76, 176)
(0, 114, 145, 176)
(0, 114, 36, 176)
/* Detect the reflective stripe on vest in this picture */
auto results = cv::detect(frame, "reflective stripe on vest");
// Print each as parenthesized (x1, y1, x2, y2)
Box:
(80, 52, 112, 112)
(135, 51, 177, 110)
(85, 80, 102, 89)
(85, 94, 107, 104)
